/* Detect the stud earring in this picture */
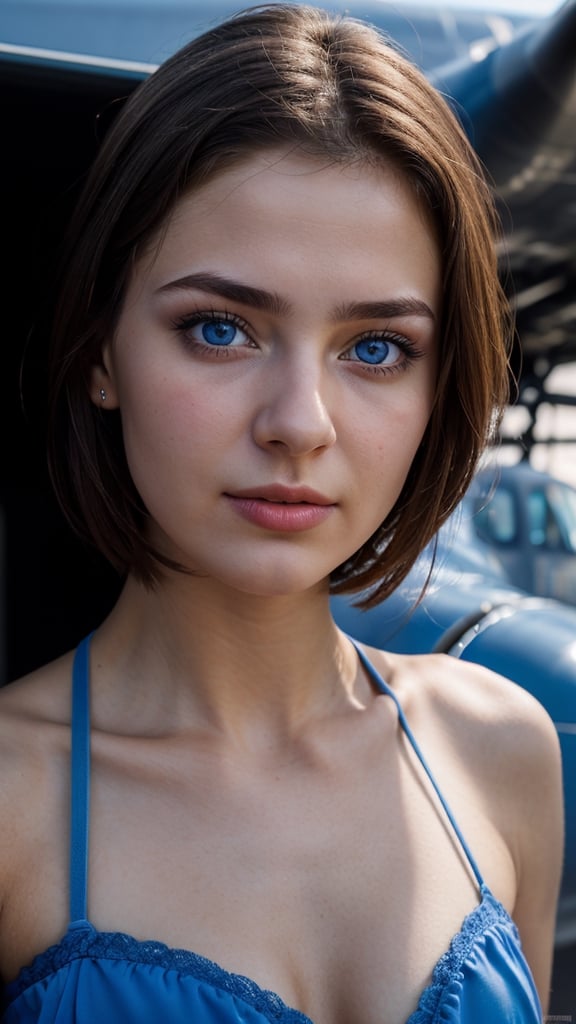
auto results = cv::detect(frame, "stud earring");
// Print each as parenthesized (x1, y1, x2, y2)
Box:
(99, 388, 107, 402)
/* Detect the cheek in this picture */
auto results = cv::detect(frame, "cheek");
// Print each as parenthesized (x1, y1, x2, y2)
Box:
(353, 393, 432, 473)
(117, 367, 241, 483)
(347, 391, 433, 536)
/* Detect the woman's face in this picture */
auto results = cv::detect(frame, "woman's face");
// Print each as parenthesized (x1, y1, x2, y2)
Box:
(96, 150, 441, 597)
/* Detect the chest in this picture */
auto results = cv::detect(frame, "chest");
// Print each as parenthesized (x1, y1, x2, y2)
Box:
(4, 730, 516, 1024)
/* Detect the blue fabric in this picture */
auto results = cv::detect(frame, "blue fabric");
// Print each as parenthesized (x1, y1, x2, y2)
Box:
(2, 636, 543, 1023)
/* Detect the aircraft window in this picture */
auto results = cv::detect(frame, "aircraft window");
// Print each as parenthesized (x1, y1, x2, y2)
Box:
(546, 483, 576, 553)
(474, 487, 517, 545)
(527, 489, 563, 549)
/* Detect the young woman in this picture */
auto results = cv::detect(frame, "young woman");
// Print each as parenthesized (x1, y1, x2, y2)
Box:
(0, 5, 563, 1023)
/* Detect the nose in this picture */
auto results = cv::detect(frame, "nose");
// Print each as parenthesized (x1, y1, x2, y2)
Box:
(252, 359, 337, 457)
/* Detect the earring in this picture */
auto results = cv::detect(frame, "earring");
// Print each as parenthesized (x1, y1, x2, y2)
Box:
(99, 388, 107, 402)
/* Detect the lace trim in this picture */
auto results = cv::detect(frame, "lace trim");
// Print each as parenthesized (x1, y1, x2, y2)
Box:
(406, 885, 514, 1023)
(7, 888, 515, 1024)
(7, 922, 313, 1024)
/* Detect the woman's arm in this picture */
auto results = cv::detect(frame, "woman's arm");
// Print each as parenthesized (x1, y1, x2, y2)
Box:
(506, 695, 564, 1013)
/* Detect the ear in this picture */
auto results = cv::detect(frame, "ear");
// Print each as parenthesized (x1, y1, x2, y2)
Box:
(89, 342, 120, 409)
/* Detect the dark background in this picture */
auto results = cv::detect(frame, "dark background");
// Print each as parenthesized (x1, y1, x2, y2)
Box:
(2, 58, 130, 685)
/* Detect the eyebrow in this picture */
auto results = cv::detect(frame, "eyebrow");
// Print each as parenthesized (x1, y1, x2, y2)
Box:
(333, 297, 436, 323)
(156, 272, 435, 323)
(156, 273, 290, 316)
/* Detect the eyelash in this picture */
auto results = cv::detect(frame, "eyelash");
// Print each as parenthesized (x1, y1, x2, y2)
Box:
(343, 330, 425, 376)
(171, 310, 253, 357)
(170, 310, 424, 375)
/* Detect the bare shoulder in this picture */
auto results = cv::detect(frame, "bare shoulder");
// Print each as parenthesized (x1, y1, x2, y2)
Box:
(0, 655, 75, 896)
(0, 652, 75, 781)
(367, 644, 561, 783)
(433, 653, 562, 813)
(361, 645, 563, 1005)
(0, 652, 75, 740)
(364, 644, 563, 888)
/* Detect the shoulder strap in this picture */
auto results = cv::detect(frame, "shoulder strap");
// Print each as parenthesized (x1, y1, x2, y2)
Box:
(70, 633, 93, 922)
(349, 637, 485, 891)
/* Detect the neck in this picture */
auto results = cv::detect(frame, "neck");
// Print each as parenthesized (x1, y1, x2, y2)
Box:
(92, 573, 365, 743)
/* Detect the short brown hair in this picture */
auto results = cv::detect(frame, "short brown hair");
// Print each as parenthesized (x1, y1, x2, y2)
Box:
(48, 3, 511, 604)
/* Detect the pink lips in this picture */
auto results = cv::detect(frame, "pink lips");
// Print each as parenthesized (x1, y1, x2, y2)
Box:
(225, 485, 335, 532)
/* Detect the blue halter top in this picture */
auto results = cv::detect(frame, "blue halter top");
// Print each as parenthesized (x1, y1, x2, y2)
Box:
(2, 636, 543, 1023)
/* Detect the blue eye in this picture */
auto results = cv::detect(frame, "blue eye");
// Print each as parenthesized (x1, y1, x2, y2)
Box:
(339, 331, 423, 375)
(172, 312, 251, 351)
(201, 320, 238, 346)
(353, 337, 396, 365)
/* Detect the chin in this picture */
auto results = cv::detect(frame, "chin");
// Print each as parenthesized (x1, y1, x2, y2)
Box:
(159, 538, 354, 600)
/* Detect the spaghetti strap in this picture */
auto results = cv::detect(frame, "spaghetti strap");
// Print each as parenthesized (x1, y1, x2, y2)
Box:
(69, 633, 93, 923)
(348, 636, 486, 891)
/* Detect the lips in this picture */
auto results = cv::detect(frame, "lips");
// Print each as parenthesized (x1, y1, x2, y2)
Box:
(225, 485, 336, 532)
(227, 484, 334, 505)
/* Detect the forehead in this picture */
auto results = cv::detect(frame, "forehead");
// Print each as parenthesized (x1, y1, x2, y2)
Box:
(132, 149, 441, 306)
(171, 149, 434, 235)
